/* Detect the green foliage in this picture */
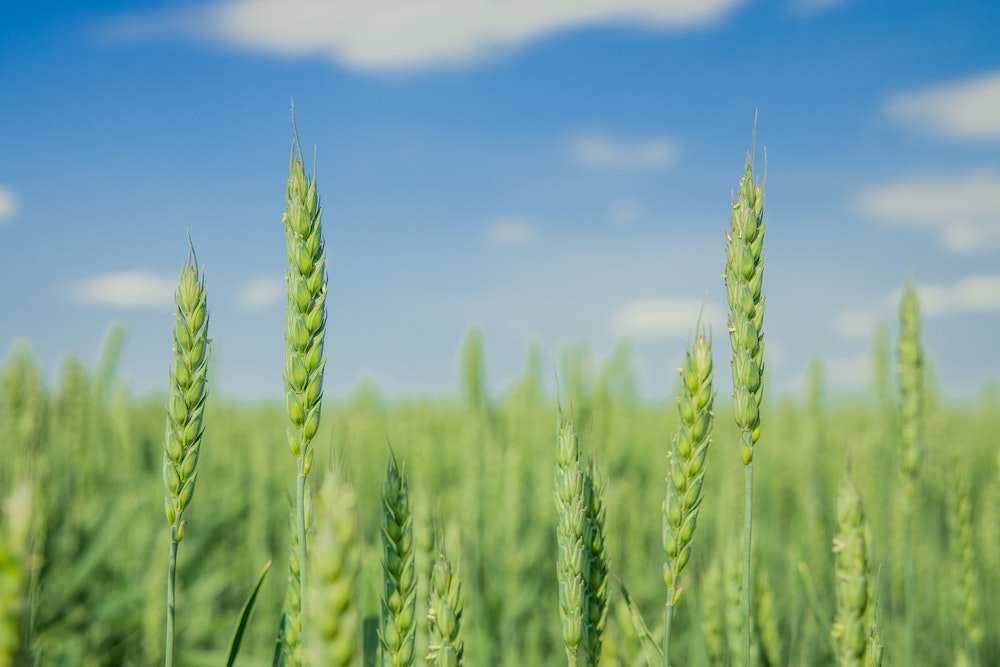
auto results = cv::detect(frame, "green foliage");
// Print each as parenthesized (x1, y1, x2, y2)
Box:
(1, 336, 999, 666)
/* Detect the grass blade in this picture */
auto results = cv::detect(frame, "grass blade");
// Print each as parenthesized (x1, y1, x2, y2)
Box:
(225, 560, 272, 667)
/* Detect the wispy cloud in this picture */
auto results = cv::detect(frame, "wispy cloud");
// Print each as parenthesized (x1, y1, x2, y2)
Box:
(568, 133, 678, 169)
(910, 274, 1000, 317)
(238, 275, 284, 311)
(855, 171, 1000, 252)
(0, 186, 18, 225)
(102, 0, 747, 72)
(833, 273, 1000, 339)
(886, 69, 1000, 140)
(70, 271, 176, 308)
(485, 217, 538, 246)
(609, 298, 725, 340)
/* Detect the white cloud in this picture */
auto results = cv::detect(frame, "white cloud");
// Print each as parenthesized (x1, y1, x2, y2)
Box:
(886, 69, 1000, 140)
(856, 171, 1000, 252)
(569, 134, 677, 169)
(485, 217, 538, 246)
(608, 197, 639, 225)
(0, 186, 18, 224)
(609, 298, 725, 340)
(912, 275, 1000, 318)
(70, 271, 176, 308)
(833, 274, 1000, 340)
(238, 275, 284, 310)
(102, 0, 747, 72)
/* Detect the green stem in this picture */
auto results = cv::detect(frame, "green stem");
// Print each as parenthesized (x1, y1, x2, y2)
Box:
(165, 537, 178, 667)
(903, 483, 915, 667)
(663, 598, 674, 667)
(295, 463, 307, 638)
(742, 456, 754, 667)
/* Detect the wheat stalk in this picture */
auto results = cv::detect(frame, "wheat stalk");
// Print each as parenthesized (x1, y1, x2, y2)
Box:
(662, 331, 714, 665)
(724, 136, 767, 667)
(162, 244, 210, 667)
(896, 281, 923, 666)
(283, 119, 328, 662)
(381, 454, 417, 667)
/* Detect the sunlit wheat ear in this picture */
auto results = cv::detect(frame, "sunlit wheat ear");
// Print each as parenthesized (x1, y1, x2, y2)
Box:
(663, 332, 715, 602)
(554, 416, 587, 666)
(897, 281, 923, 492)
(380, 454, 416, 667)
(427, 548, 464, 667)
(724, 137, 767, 667)
(305, 472, 361, 667)
(662, 332, 714, 666)
(831, 475, 871, 667)
(163, 245, 209, 544)
(283, 123, 328, 661)
(283, 145, 327, 474)
(725, 154, 766, 465)
(162, 244, 210, 667)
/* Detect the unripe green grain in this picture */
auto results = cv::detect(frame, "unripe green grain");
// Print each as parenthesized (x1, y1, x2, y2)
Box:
(662, 332, 715, 666)
(305, 472, 361, 667)
(832, 475, 870, 667)
(162, 245, 210, 667)
(554, 417, 587, 666)
(724, 140, 767, 667)
(897, 282, 923, 490)
(283, 130, 329, 661)
(948, 460, 982, 652)
(427, 548, 463, 667)
(896, 281, 923, 666)
(381, 455, 416, 667)
(725, 154, 767, 465)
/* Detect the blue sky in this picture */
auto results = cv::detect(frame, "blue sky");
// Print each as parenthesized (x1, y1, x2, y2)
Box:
(1, 0, 999, 402)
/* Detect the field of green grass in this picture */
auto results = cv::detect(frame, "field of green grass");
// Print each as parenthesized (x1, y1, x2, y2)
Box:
(1, 138, 998, 667)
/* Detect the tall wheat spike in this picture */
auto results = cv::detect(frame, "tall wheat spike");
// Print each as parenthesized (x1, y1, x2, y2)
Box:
(662, 331, 715, 666)
(162, 245, 210, 667)
(282, 118, 328, 663)
(724, 136, 767, 667)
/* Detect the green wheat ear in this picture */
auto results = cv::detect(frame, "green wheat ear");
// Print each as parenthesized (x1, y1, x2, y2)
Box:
(163, 243, 210, 667)
(662, 331, 715, 666)
(284, 142, 327, 475)
(725, 152, 766, 466)
(380, 454, 417, 667)
(163, 244, 210, 544)
(282, 116, 328, 665)
(832, 474, 871, 667)
(427, 547, 464, 667)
